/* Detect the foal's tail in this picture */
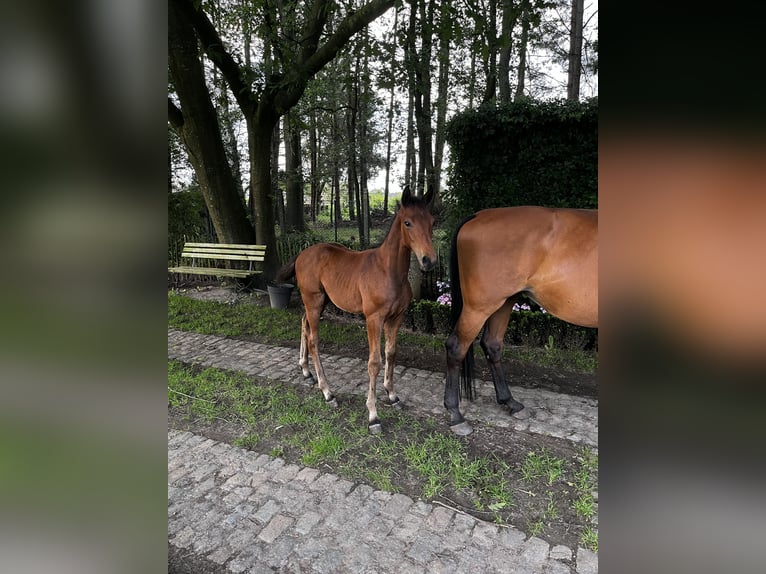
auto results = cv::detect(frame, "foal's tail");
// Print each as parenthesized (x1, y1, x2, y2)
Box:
(449, 215, 477, 401)
(275, 256, 297, 283)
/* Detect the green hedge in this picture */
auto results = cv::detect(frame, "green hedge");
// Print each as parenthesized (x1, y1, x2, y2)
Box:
(405, 300, 596, 351)
(444, 98, 597, 224)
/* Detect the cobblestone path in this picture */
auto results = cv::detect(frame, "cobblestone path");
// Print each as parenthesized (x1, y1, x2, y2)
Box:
(168, 328, 598, 573)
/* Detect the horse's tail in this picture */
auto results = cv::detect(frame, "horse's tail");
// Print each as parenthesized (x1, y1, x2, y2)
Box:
(275, 255, 297, 283)
(449, 214, 477, 401)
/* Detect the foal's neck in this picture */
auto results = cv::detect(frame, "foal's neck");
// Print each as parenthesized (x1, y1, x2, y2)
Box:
(377, 214, 411, 277)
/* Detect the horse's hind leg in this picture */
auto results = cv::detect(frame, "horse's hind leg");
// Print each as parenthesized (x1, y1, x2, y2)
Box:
(382, 312, 404, 408)
(304, 301, 337, 408)
(445, 309, 488, 435)
(481, 298, 524, 414)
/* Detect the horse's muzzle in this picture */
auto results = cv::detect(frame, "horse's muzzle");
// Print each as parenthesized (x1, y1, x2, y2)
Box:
(421, 256, 435, 272)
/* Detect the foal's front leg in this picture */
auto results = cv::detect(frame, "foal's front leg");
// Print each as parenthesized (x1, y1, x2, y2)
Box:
(382, 313, 404, 409)
(365, 314, 384, 434)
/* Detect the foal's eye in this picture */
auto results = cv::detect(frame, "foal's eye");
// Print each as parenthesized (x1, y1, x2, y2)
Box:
(404, 220, 412, 228)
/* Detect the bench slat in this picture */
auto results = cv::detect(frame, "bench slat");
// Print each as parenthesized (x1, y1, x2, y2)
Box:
(184, 242, 266, 250)
(181, 251, 265, 262)
(182, 245, 266, 252)
(168, 266, 261, 278)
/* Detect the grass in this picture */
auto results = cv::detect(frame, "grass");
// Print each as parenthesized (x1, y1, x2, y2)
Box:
(520, 448, 566, 485)
(516, 445, 598, 551)
(168, 291, 597, 375)
(168, 359, 597, 551)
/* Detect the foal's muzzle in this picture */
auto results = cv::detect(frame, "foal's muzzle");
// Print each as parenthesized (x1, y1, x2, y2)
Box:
(421, 255, 435, 272)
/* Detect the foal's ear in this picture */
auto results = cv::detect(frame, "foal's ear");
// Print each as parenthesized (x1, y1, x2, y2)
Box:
(401, 185, 412, 206)
(424, 184, 434, 207)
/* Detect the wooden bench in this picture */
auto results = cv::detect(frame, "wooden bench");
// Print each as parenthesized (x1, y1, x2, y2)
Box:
(168, 242, 267, 279)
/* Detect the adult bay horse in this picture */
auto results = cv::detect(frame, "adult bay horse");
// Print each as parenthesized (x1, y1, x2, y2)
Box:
(445, 206, 597, 435)
(276, 186, 436, 434)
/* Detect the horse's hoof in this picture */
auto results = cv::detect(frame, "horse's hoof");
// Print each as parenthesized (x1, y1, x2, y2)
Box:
(368, 422, 382, 434)
(450, 421, 473, 436)
(508, 400, 525, 415)
(325, 396, 338, 408)
(388, 397, 402, 409)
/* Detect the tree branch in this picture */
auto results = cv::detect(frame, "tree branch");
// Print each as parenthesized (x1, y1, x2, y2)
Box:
(172, 0, 255, 113)
(275, 0, 395, 112)
(168, 98, 184, 130)
(299, 0, 332, 65)
(305, 0, 395, 76)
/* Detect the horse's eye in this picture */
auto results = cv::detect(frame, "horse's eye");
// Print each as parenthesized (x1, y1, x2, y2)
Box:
(404, 220, 412, 227)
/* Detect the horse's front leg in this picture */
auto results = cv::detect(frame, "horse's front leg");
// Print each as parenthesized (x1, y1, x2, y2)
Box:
(365, 315, 384, 434)
(382, 312, 405, 409)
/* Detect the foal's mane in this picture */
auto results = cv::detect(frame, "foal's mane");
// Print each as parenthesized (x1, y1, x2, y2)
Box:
(371, 193, 431, 248)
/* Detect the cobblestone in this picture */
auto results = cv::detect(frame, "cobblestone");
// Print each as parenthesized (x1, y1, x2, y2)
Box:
(168, 328, 598, 448)
(168, 327, 598, 572)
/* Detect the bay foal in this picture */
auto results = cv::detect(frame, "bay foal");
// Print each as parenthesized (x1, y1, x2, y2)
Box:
(277, 186, 436, 433)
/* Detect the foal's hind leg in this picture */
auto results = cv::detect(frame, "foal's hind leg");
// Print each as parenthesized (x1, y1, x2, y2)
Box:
(303, 298, 338, 408)
(480, 298, 524, 414)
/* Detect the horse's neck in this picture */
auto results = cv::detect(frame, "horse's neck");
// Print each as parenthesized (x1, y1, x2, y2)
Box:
(376, 218, 410, 277)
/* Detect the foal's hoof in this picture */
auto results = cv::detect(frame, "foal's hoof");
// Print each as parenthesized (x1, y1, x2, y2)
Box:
(325, 395, 338, 408)
(450, 421, 473, 436)
(388, 397, 403, 410)
(303, 374, 316, 387)
(368, 422, 382, 435)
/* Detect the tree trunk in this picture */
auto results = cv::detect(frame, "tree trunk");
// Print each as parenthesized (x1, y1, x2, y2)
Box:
(359, 46, 371, 248)
(515, 1, 530, 101)
(413, 0, 435, 197)
(332, 112, 343, 232)
(567, 0, 585, 101)
(382, 7, 399, 217)
(309, 110, 319, 221)
(433, 0, 452, 200)
(498, 0, 517, 104)
(168, 1, 254, 245)
(404, 1, 418, 187)
(248, 112, 279, 276)
(284, 110, 305, 232)
(482, 0, 497, 105)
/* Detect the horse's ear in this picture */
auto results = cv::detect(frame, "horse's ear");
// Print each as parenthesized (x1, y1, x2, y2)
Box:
(401, 185, 412, 206)
(424, 185, 434, 207)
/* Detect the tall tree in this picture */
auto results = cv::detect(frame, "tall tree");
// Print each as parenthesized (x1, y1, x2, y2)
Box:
(514, 0, 531, 100)
(497, 0, 519, 103)
(433, 0, 454, 198)
(409, 0, 436, 197)
(567, 0, 585, 101)
(483, 0, 498, 104)
(169, 0, 395, 276)
(284, 110, 304, 231)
